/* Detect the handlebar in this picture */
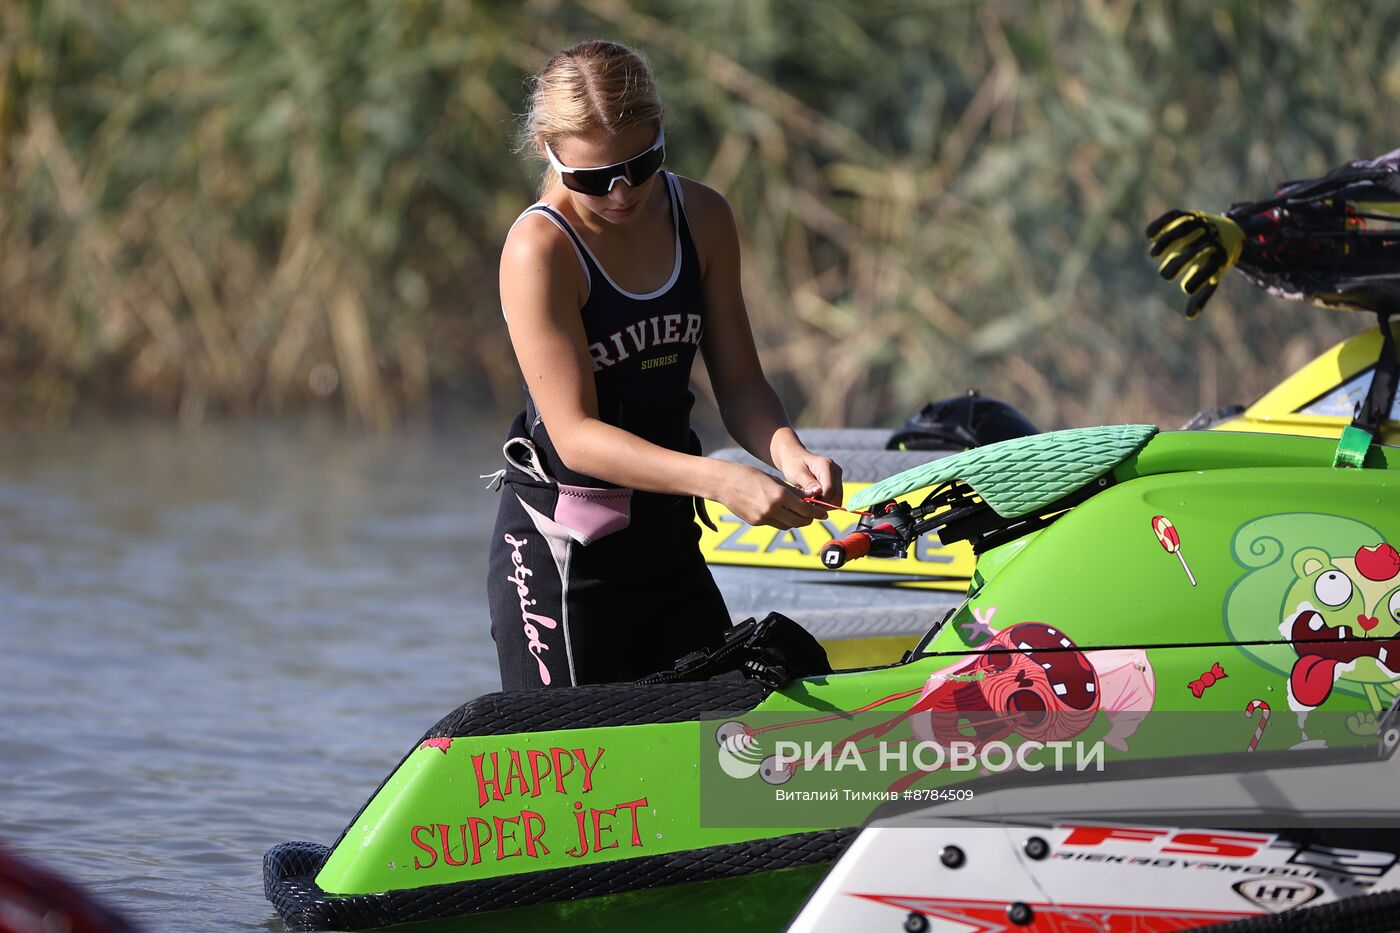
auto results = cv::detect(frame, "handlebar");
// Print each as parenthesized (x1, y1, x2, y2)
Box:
(819, 518, 911, 569)
(814, 480, 1025, 572)
(820, 532, 871, 569)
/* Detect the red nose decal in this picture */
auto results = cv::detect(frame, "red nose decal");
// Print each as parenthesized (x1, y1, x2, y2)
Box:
(1358, 614, 1380, 632)
(1355, 543, 1400, 581)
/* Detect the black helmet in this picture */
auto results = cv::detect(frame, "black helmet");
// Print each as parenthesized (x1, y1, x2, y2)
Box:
(886, 390, 1039, 451)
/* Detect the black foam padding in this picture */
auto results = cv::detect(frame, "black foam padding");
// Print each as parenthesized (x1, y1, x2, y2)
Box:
(265, 828, 854, 931)
(422, 680, 772, 738)
(1199, 890, 1400, 931)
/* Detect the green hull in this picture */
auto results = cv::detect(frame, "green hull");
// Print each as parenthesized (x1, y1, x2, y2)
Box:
(382, 865, 828, 933)
(266, 429, 1400, 930)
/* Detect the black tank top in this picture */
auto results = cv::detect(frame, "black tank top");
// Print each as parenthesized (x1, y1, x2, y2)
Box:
(510, 172, 707, 482)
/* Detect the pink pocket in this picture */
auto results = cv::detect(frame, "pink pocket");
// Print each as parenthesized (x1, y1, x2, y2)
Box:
(554, 485, 632, 544)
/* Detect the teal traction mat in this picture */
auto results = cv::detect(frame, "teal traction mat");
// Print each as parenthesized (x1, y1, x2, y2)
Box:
(848, 424, 1159, 518)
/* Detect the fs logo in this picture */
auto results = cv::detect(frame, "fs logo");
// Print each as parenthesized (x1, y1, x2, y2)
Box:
(1232, 879, 1322, 913)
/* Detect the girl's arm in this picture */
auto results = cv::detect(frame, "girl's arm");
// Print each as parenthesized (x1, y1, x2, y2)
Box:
(683, 180, 844, 505)
(499, 213, 826, 529)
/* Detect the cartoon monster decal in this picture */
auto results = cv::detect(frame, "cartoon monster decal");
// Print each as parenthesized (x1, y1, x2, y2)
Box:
(898, 622, 1155, 756)
(902, 622, 1101, 748)
(1226, 514, 1400, 725)
(719, 619, 1156, 791)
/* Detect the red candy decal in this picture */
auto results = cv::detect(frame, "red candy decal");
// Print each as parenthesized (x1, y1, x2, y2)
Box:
(1189, 662, 1227, 698)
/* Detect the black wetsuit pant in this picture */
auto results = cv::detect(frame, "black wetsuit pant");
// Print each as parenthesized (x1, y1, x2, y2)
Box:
(487, 474, 731, 690)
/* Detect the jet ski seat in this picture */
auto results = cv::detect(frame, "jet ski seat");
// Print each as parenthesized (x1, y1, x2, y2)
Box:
(848, 424, 1160, 517)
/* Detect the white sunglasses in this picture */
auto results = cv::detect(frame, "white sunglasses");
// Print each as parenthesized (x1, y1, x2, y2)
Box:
(545, 129, 667, 196)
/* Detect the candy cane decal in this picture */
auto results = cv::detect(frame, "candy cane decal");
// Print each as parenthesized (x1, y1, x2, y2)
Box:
(1151, 515, 1197, 587)
(1245, 699, 1271, 752)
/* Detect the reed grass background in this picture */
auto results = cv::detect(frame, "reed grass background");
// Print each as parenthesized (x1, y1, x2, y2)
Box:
(2, 0, 1397, 431)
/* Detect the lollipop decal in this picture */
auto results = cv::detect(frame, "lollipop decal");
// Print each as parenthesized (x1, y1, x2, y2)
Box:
(1151, 515, 1197, 587)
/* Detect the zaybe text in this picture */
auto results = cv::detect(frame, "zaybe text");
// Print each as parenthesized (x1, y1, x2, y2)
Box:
(503, 532, 557, 685)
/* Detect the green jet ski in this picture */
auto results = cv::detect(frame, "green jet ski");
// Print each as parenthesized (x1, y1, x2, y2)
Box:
(265, 155, 1400, 931)
(264, 419, 1399, 930)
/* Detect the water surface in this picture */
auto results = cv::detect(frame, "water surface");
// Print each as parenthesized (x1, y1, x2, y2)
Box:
(1, 420, 502, 930)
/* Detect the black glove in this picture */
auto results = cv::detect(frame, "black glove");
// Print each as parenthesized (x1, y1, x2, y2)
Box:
(1145, 209, 1244, 318)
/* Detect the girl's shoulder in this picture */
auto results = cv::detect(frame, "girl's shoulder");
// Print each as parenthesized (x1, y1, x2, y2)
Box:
(672, 174, 734, 227)
(499, 202, 589, 308)
(501, 201, 580, 266)
(672, 175, 739, 272)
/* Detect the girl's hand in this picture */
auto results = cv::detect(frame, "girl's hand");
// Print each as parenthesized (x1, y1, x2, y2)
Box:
(776, 448, 844, 508)
(718, 464, 830, 529)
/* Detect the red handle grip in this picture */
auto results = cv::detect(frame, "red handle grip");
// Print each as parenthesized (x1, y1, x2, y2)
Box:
(820, 532, 871, 569)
